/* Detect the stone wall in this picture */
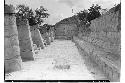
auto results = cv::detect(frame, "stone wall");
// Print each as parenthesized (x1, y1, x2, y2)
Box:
(90, 10, 120, 32)
(73, 36, 120, 81)
(55, 16, 79, 40)
(17, 19, 34, 61)
(55, 23, 78, 40)
(4, 5, 22, 73)
(30, 25, 45, 49)
(73, 5, 121, 82)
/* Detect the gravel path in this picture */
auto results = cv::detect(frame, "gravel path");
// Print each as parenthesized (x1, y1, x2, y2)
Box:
(5, 40, 95, 80)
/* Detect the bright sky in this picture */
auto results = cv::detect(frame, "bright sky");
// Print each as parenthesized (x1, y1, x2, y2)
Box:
(5, 0, 120, 25)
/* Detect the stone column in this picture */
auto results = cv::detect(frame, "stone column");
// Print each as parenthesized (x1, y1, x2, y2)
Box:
(42, 32, 51, 45)
(4, 5, 22, 73)
(17, 19, 34, 61)
(50, 31, 55, 42)
(30, 25, 45, 49)
(49, 27, 55, 42)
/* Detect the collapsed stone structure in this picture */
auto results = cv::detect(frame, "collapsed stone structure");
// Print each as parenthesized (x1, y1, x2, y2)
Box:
(17, 19, 34, 61)
(55, 16, 79, 40)
(73, 4, 121, 82)
(4, 5, 22, 73)
(48, 26, 55, 42)
(39, 27, 51, 45)
(42, 32, 51, 45)
(30, 25, 45, 49)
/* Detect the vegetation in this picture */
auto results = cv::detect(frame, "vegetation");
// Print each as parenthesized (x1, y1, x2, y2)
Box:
(39, 24, 54, 34)
(16, 4, 49, 26)
(76, 4, 101, 33)
(77, 4, 101, 25)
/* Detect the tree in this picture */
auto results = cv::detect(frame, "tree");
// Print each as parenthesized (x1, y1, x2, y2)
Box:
(35, 6, 49, 25)
(77, 4, 101, 24)
(16, 4, 49, 26)
(16, 4, 33, 20)
(77, 10, 88, 25)
(87, 4, 101, 22)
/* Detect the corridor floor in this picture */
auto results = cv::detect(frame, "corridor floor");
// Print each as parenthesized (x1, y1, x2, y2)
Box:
(5, 40, 106, 80)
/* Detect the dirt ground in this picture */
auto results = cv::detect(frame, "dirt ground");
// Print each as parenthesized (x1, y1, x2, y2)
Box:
(5, 40, 108, 80)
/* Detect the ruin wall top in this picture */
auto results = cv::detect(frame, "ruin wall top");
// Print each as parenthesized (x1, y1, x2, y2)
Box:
(4, 4, 15, 14)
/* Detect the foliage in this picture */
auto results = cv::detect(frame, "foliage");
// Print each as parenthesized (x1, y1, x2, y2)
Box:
(87, 4, 101, 22)
(76, 4, 101, 34)
(16, 4, 49, 26)
(77, 10, 88, 25)
(16, 5, 33, 19)
(114, 3, 121, 13)
(77, 4, 101, 25)
(39, 24, 54, 33)
(35, 6, 49, 25)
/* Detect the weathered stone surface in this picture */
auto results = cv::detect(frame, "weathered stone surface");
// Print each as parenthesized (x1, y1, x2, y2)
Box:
(42, 32, 51, 45)
(90, 11, 120, 32)
(30, 25, 45, 49)
(4, 4, 15, 14)
(49, 30, 55, 42)
(4, 5, 22, 73)
(55, 16, 79, 40)
(73, 36, 120, 81)
(5, 56, 22, 73)
(73, 5, 121, 82)
(17, 19, 34, 61)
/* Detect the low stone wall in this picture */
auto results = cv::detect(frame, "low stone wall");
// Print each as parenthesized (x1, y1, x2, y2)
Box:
(17, 19, 34, 61)
(30, 25, 45, 49)
(73, 36, 120, 82)
(4, 5, 22, 73)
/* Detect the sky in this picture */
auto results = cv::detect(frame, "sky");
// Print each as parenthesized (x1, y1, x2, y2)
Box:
(5, 0, 120, 25)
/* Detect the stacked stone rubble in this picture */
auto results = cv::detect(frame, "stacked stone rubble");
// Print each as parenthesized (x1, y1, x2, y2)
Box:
(4, 5, 22, 73)
(17, 19, 34, 61)
(30, 25, 45, 49)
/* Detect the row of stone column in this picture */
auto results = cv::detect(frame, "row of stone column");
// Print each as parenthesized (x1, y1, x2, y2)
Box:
(4, 5, 55, 73)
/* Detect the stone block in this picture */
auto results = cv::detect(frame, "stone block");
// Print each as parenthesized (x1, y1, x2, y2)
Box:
(20, 50, 34, 61)
(5, 56, 22, 73)
(4, 6, 22, 73)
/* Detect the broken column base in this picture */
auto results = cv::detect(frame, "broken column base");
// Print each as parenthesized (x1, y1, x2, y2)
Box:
(5, 56, 22, 73)
(20, 50, 34, 62)
(42, 32, 51, 45)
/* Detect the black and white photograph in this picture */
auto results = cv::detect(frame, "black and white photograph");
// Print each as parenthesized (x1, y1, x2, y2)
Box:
(3, 0, 121, 82)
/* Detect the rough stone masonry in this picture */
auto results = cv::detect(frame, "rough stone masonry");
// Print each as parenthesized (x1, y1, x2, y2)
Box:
(30, 24, 45, 49)
(17, 19, 34, 61)
(4, 5, 22, 73)
(73, 4, 121, 82)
